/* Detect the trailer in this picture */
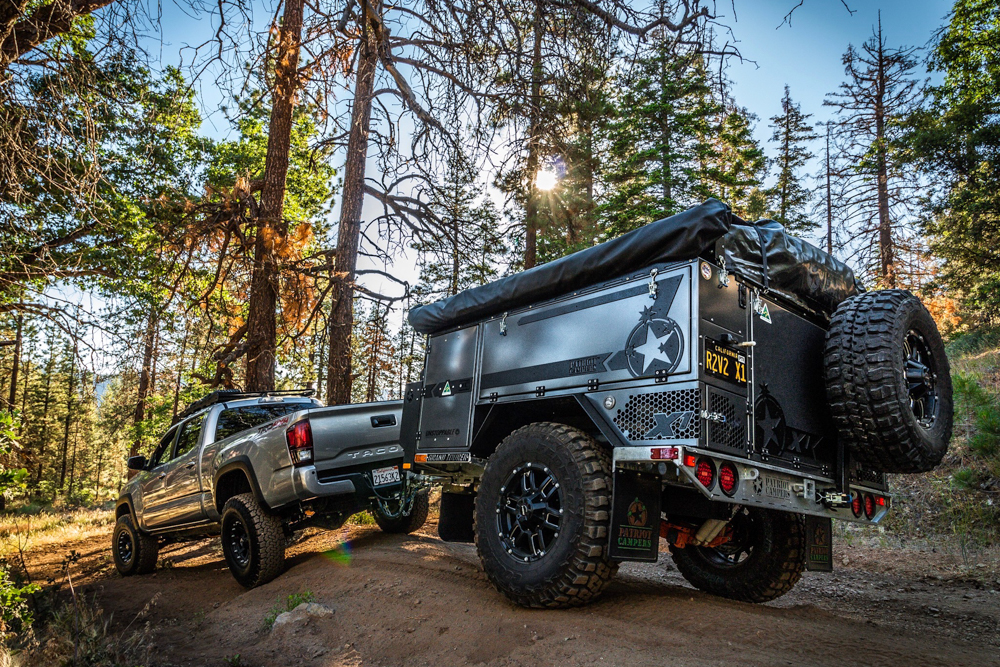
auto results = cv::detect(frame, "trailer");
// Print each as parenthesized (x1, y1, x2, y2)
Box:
(399, 199, 952, 608)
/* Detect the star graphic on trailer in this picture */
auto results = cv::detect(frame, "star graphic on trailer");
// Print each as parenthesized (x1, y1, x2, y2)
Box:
(758, 403, 782, 451)
(633, 324, 677, 373)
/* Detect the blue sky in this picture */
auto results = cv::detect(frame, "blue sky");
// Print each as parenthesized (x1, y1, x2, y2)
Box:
(724, 0, 952, 149)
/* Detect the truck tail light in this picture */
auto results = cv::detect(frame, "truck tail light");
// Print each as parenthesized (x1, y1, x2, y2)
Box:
(864, 493, 876, 519)
(695, 459, 715, 489)
(718, 462, 738, 496)
(286, 420, 314, 466)
(851, 492, 863, 517)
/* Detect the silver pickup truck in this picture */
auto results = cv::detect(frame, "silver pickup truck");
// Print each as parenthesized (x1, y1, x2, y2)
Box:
(113, 390, 426, 587)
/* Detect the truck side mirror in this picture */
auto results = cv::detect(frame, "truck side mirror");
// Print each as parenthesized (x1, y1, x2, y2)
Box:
(127, 455, 148, 471)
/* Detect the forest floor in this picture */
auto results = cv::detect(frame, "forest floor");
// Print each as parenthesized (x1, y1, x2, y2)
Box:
(11, 508, 1000, 667)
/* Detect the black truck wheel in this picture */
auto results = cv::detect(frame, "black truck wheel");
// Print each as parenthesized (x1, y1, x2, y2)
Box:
(374, 488, 430, 534)
(824, 289, 953, 473)
(671, 507, 805, 603)
(474, 422, 618, 609)
(113, 514, 159, 576)
(220, 493, 285, 588)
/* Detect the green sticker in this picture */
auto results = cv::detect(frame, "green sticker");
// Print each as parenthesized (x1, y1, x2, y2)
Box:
(442, 381, 452, 396)
(758, 302, 772, 324)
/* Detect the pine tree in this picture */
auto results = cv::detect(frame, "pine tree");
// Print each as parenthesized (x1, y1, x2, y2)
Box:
(904, 0, 1000, 324)
(599, 42, 720, 237)
(769, 85, 819, 234)
(824, 15, 922, 287)
(698, 105, 768, 220)
(413, 148, 505, 304)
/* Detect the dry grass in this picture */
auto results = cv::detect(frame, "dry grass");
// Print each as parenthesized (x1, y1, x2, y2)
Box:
(0, 506, 114, 561)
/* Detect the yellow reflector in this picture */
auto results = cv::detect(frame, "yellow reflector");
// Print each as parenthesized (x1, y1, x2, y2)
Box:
(402, 463, 411, 469)
(414, 454, 427, 463)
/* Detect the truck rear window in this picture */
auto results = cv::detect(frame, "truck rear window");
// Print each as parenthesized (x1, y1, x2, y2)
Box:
(215, 403, 310, 442)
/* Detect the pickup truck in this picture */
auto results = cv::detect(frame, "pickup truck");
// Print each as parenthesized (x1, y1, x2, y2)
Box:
(113, 391, 427, 587)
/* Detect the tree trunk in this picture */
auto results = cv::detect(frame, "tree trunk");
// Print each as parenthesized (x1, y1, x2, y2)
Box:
(874, 21, 895, 288)
(130, 313, 156, 459)
(35, 345, 54, 486)
(171, 326, 189, 419)
(826, 124, 834, 255)
(523, 0, 544, 270)
(7, 312, 22, 410)
(59, 342, 77, 491)
(326, 31, 378, 406)
(245, 0, 306, 391)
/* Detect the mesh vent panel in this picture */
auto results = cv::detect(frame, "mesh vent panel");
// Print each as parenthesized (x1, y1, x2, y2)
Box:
(707, 389, 747, 452)
(613, 388, 699, 440)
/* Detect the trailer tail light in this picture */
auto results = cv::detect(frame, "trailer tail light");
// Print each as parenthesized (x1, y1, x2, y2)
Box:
(851, 492, 863, 517)
(876, 496, 886, 506)
(695, 459, 715, 489)
(864, 493, 876, 519)
(684, 454, 697, 468)
(286, 420, 314, 466)
(651, 447, 678, 460)
(718, 462, 738, 496)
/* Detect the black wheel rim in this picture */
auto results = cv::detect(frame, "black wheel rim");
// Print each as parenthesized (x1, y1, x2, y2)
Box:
(496, 462, 563, 563)
(117, 530, 134, 565)
(696, 507, 757, 568)
(226, 515, 251, 569)
(903, 330, 939, 429)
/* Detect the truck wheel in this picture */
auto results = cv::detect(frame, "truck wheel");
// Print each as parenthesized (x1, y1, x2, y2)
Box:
(474, 422, 618, 609)
(671, 507, 805, 603)
(374, 488, 430, 534)
(220, 493, 285, 588)
(824, 289, 953, 473)
(113, 515, 159, 576)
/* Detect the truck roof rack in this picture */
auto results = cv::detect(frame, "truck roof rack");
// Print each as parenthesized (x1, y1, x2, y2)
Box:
(174, 388, 316, 423)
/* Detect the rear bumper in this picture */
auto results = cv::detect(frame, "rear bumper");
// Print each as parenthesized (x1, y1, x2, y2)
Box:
(613, 445, 890, 525)
(293, 466, 357, 498)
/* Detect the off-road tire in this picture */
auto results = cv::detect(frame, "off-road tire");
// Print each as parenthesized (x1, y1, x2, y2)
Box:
(824, 289, 953, 473)
(475, 422, 618, 609)
(220, 493, 285, 588)
(671, 508, 805, 603)
(113, 514, 159, 576)
(438, 491, 476, 543)
(374, 488, 430, 534)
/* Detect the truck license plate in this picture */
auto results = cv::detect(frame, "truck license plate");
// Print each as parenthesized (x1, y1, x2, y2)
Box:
(372, 466, 400, 486)
(704, 338, 747, 385)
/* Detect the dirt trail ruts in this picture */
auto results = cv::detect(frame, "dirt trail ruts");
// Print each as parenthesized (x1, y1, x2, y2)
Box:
(29, 517, 1000, 667)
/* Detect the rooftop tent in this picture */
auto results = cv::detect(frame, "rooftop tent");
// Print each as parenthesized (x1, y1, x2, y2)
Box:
(407, 199, 861, 335)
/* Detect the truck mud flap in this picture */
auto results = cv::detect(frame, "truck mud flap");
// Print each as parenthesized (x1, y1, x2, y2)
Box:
(609, 469, 661, 562)
(805, 515, 833, 572)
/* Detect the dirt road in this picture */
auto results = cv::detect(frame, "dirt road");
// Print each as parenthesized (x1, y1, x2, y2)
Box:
(27, 517, 1000, 667)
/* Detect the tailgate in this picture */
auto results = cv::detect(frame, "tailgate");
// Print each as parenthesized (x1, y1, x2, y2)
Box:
(304, 400, 404, 469)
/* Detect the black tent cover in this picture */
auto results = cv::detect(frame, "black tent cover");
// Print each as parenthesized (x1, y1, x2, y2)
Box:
(407, 199, 861, 335)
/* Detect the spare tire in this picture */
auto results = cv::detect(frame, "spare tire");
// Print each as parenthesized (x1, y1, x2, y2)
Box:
(824, 289, 952, 473)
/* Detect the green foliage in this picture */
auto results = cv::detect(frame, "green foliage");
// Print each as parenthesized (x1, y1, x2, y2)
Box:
(0, 567, 39, 642)
(598, 44, 719, 236)
(263, 591, 316, 629)
(699, 106, 768, 221)
(0, 410, 28, 495)
(904, 0, 1000, 325)
(768, 86, 819, 233)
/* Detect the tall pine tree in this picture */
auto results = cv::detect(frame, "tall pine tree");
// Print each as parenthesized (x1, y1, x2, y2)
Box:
(769, 85, 819, 234)
(599, 41, 719, 237)
(698, 104, 768, 220)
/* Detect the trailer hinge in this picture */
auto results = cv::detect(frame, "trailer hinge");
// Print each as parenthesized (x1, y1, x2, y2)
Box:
(415, 431, 422, 441)
(489, 392, 498, 403)
(653, 368, 671, 383)
(587, 378, 600, 391)
(535, 386, 546, 397)
(738, 283, 748, 309)
(717, 257, 730, 289)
